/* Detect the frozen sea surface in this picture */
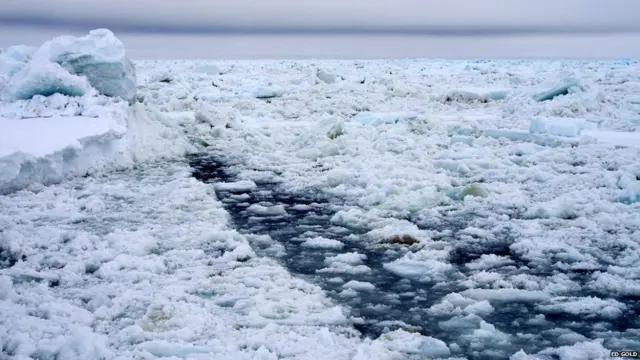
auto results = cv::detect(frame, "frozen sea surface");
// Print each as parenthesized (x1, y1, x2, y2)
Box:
(3, 54, 640, 360)
(189, 154, 640, 359)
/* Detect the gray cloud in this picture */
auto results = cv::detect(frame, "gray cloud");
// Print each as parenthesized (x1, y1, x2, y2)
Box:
(1, 0, 640, 35)
(3, 26, 640, 59)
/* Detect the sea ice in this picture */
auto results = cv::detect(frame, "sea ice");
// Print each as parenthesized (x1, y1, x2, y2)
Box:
(1, 45, 37, 63)
(0, 103, 192, 194)
(533, 78, 581, 102)
(443, 87, 509, 102)
(353, 111, 418, 126)
(246, 203, 287, 216)
(34, 29, 137, 104)
(316, 69, 337, 84)
(529, 117, 596, 137)
(342, 280, 376, 292)
(484, 128, 532, 142)
(383, 259, 454, 283)
(5, 60, 92, 100)
(581, 130, 640, 149)
(301, 236, 345, 249)
(214, 180, 258, 193)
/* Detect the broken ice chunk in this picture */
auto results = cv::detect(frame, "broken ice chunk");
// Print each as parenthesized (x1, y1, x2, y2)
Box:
(533, 78, 581, 102)
(529, 117, 596, 137)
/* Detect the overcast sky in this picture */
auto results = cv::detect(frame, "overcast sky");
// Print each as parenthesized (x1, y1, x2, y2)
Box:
(2, 0, 640, 58)
(2, 0, 640, 34)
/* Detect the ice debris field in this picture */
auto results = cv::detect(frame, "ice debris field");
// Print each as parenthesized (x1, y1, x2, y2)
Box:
(1, 29, 640, 360)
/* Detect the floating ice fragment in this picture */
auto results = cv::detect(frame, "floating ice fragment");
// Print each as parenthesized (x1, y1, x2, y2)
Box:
(447, 184, 489, 200)
(533, 78, 581, 102)
(383, 259, 454, 282)
(450, 135, 474, 145)
(484, 129, 531, 142)
(301, 236, 345, 249)
(617, 193, 640, 204)
(214, 180, 258, 193)
(529, 117, 596, 137)
(343, 280, 376, 292)
(253, 87, 284, 99)
(354, 111, 418, 126)
(461, 288, 551, 303)
(317, 69, 337, 84)
(138, 340, 216, 357)
(442, 87, 509, 103)
(246, 203, 287, 216)
(418, 337, 451, 357)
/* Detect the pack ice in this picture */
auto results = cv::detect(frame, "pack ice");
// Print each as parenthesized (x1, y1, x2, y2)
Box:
(0, 30, 191, 194)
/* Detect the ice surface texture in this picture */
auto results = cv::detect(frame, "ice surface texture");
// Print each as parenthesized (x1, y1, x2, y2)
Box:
(1, 29, 136, 104)
(2, 37, 640, 359)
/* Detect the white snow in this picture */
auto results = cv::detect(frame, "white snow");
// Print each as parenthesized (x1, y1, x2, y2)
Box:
(0, 102, 192, 194)
(461, 288, 552, 303)
(0, 115, 125, 158)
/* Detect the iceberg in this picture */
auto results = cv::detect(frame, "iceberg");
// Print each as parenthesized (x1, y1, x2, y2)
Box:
(34, 29, 137, 104)
(2, 45, 37, 63)
(6, 60, 92, 100)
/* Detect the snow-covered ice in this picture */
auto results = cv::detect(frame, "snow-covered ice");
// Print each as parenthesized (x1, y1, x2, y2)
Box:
(2, 31, 640, 360)
(0, 101, 192, 194)
(0, 115, 125, 158)
(0, 30, 190, 194)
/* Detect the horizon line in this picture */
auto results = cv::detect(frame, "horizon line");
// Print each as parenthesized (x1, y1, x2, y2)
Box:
(3, 18, 640, 37)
